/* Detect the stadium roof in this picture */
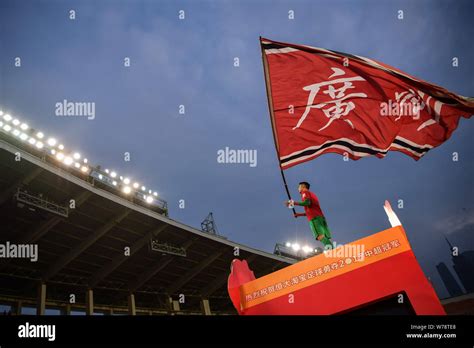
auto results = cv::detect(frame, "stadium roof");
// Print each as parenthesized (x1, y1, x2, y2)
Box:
(0, 129, 294, 314)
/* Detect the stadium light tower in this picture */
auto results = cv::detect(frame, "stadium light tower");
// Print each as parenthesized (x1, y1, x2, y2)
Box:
(201, 212, 219, 236)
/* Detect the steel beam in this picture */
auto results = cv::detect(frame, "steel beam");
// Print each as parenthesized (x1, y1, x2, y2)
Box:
(88, 224, 168, 287)
(166, 250, 224, 295)
(42, 209, 130, 281)
(0, 167, 42, 205)
(128, 239, 196, 292)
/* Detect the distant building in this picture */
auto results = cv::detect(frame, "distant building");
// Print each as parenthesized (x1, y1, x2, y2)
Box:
(444, 237, 474, 293)
(436, 262, 463, 297)
(453, 250, 474, 293)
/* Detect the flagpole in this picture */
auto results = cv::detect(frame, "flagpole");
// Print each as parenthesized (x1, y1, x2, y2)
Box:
(260, 36, 296, 217)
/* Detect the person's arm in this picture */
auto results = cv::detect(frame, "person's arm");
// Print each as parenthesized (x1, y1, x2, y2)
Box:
(293, 212, 306, 218)
(294, 198, 311, 207)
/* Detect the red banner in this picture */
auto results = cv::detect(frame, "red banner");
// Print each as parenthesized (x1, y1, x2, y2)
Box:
(261, 38, 474, 169)
(228, 226, 446, 315)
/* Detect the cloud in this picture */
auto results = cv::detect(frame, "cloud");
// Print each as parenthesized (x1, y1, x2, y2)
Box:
(435, 211, 474, 235)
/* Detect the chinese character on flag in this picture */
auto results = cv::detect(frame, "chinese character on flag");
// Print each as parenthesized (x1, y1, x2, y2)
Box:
(261, 37, 474, 169)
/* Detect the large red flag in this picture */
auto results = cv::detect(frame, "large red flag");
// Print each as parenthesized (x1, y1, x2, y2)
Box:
(261, 37, 474, 170)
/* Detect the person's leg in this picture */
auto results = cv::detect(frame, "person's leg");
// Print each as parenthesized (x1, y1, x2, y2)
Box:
(311, 217, 333, 249)
(320, 216, 333, 249)
(309, 218, 333, 250)
(309, 219, 320, 241)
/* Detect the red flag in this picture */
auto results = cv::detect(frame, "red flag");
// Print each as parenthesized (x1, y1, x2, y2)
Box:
(261, 37, 474, 170)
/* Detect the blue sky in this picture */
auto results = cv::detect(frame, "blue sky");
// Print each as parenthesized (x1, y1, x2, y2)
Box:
(1, 0, 473, 299)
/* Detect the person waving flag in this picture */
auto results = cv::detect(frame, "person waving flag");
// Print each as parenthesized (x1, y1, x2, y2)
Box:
(285, 181, 333, 250)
